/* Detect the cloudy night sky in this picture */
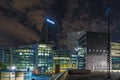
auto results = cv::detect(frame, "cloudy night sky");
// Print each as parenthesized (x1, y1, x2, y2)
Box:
(0, 0, 120, 48)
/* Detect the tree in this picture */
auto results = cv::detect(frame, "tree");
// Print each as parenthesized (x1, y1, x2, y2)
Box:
(0, 61, 7, 70)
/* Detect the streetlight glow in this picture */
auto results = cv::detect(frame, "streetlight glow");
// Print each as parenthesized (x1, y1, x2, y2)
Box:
(11, 66, 16, 70)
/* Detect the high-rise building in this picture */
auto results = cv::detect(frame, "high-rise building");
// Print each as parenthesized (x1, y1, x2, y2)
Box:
(111, 42, 120, 70)
(67, 31, 84, 68)
(77, 31, 109, 70)
(67, 31, 84, 54)
(41, 18, 60, 48)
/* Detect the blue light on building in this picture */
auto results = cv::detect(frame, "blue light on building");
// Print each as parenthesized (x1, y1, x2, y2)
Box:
(46, 19, 55, 25)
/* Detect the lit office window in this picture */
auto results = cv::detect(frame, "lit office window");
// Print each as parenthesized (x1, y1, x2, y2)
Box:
(103, 50, 106, 52)
(96, 50, 98, 52)
(89, 49, 91, 52)
(100, 50, 102, 52)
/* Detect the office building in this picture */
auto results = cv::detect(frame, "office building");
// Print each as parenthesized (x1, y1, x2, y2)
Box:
(53, 49, 71, 72)
(67, 31, 84, 54)
(77, 31, 109, 70)
(12, 45, 35, 71)
(111, 42, 120, 70)
(0, 48, 10, 66)
(12, 44, 71, 73)
(67, 31, 84, 68)
(37, 44, 54, 74)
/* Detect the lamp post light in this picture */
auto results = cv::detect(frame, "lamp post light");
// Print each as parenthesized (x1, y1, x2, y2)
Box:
(105, 7, 112, 79)
(10, 66, 16, 80)
(11, 66, 16, 71)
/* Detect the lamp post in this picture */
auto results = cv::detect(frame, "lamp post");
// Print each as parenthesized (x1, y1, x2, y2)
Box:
(11, 66, 16, 71)
(10, 66, 16, 80)
(105, 7, 112, 79)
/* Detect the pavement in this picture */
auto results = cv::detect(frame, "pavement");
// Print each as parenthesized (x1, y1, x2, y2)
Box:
(66, 72, 120, 80)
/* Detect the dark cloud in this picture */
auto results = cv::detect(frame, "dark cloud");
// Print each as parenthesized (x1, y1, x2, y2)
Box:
(0, 0, 120, 47)
(56, 0, 120, 42)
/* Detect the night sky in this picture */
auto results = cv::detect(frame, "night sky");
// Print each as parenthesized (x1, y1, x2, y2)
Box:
(53, 0, 120, 42)
(0, 0, 120, 47)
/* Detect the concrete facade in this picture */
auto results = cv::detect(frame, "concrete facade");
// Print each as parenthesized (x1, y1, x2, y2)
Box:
(77, 31, 110, 70)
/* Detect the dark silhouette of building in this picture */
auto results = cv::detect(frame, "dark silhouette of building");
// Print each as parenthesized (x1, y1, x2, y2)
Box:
(41, 19, 60, 49)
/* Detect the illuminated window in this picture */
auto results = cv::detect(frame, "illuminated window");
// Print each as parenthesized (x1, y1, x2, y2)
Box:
(103, 50, 106, 52)
(96, 50, 98, 52)
(100, 50, 102, 52)
(19, 53, 22, 55)
(89, 49, 91, 52)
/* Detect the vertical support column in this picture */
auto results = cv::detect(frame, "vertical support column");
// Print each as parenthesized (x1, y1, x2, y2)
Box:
(55, 64, 60, 74)
(10, 47, 13, 69)
(2, 50, 4, 63)
(105, 7, 112, 79)
(56, 23, 60, 49)
(92, 54, 95, 71)
(33, 44, 38, 70)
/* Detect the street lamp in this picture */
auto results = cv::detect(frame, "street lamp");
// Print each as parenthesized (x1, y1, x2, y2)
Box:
(105, 7, 112, 79)
(11, 66, 16, 71)
(10, 66, 16, 80)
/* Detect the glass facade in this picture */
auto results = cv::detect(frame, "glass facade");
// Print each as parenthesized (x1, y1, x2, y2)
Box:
(77, 32, 86, 69)
(112, 57, 120, 69)
(67, 31, 85, 69)
(12, 45, 34, 71)
(53, 50, 71, 72)
(37, 44, 54, 74)
(111, 42, 120, 70)
(77, 47, 85, 69)
(0, 49, 10, 67)
(0, 44, 71, 73)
